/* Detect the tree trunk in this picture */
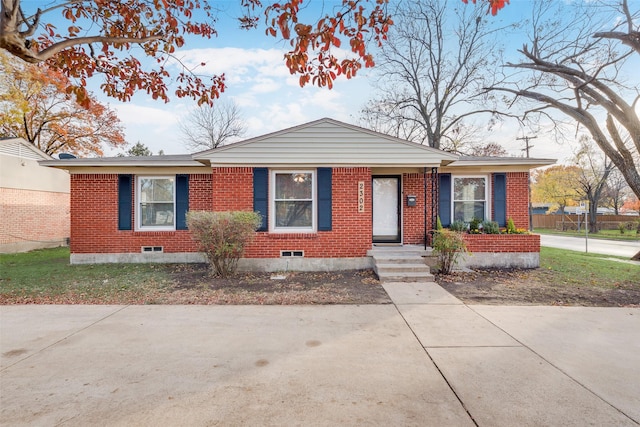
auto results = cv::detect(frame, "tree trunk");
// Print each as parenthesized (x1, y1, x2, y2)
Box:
(588, 204, 598, 233)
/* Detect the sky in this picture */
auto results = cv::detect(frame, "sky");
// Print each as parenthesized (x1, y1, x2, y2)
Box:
(34, 0, 636, 162)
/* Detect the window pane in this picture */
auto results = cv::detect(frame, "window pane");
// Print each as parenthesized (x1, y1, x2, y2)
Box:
(275, 201, 312, 227)
(454, 178, 485, 201)
(140, 178, 174, 202)
(141, 202, 175, 226)
(275, 173, 312, 200)
(453, 202, 485, 222)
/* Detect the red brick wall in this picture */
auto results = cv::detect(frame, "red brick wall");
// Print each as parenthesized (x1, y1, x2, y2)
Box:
(402, 173, 430, 245)
(462, 233, 540, 253)
(69, 169, 534, 258)
(212, 167, 253, 211)
(245, 167, 373, 258)
(0, 188, 69, 248)
(70, 173, 212, 254)
(506, 172, 530, 229)
(70, 169, 373, 258)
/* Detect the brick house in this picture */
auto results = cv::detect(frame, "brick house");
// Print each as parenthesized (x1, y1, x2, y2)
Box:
(42, 118, 554, 269)
(1, 137, 70, 253)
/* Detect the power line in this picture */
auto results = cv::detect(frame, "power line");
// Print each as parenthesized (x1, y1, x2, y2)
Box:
(516, 135, 537, 158)
(517, 135, 537, 231)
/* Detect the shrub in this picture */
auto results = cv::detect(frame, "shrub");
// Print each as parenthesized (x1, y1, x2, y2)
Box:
(449, 220, 467, 232)
(506, 217, 517, 234)
(482, 220, 500, 234)
(469, 217, 482, 234)
(436, 216, 443, 231)
(619, 223, 627, 234)
(432, 230, 468, 275)
(186, 211, 262, 277)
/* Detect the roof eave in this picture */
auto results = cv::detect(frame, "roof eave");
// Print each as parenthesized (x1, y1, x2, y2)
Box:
(39, 160, 208, 169)
(446, 158, 557, 168)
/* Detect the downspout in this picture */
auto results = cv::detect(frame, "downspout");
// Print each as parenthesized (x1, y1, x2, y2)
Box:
(423, 167, 427, 250)
(431, 167, 439, 248)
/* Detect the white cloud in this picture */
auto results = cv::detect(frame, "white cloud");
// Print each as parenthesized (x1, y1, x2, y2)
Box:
(113, 104, 179, 127)
(175, 47, 285, 81)
(107, 103, 184, 154)
(250, 77, 280, 94)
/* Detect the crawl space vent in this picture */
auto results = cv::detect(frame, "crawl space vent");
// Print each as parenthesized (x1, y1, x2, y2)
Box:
(280, 250, 304, 257)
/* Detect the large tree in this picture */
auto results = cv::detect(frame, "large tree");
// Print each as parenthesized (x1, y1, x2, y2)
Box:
(179, 100, 247, 151)
(0, 50, 126, 156)
(491, 0, 640, 199)
(0, 0, 393, 107)
(359, 0, 505, 151)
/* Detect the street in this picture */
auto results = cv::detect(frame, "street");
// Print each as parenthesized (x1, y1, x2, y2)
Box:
(539, 234, 640, 258)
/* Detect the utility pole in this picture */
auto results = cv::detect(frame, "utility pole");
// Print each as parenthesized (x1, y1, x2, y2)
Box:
(517, 135, 537, 158)
(517, 135, 537, 231)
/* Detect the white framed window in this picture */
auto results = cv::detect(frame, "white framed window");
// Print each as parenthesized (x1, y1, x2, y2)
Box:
(270, 170, 316, 232)
(452, 176, 488, 223)
(136, 176, 176, 230)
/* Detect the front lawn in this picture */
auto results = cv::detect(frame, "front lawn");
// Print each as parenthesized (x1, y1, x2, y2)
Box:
(1, 247, 638, 306)
(0, 247, 388, 305)
(0, 247, 172, 304)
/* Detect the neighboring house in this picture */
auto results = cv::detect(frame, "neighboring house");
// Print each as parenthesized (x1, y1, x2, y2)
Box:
(41, 118, 554, 269)
(0, 138, 70, 253)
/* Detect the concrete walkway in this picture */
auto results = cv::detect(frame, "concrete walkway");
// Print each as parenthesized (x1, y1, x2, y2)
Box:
(1, 285, 639, 426)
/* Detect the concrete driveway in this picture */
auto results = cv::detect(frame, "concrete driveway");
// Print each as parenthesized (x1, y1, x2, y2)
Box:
(540, 233, 640, 258)
(1, 285, 639, 426)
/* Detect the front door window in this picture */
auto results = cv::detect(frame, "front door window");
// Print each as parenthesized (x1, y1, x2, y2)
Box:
(373, 177, 400, 243)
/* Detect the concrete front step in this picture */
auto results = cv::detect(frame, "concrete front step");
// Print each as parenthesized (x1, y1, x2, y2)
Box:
(377, 271, 435, 282)
(369, 246, 437, 283)
(375, 263, 432, 273)
(367, 249, 433, 258)
(369, 255, 427, 264)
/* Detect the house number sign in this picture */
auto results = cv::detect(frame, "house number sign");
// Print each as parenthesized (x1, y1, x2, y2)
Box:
(358, 181, 365, 213)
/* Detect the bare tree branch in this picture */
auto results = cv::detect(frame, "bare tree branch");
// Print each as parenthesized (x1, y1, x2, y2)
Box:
(179, 100, 247, 152)
(489, 0, 640, 199)
(360, 0, 508, 152)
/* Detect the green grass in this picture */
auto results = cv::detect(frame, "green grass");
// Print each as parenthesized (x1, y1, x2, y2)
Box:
(0, 247, 173, 303)
(540, 247, 640, 288)
(1, 247, 638, 303)
(535, 228, 640, 241)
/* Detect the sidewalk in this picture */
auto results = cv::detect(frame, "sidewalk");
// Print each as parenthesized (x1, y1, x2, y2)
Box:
(1, 285, 639, 426)
(383, 282, 639, 426)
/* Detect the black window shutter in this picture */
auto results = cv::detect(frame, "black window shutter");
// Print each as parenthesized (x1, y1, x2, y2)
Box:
(438, 174, 452, 227)
(118, 175, 133, 230)
(317, 167, 332, 231)
(253, 168, 268, 231)
(493, 173, 507, 227)
(176, 174, 189, 230)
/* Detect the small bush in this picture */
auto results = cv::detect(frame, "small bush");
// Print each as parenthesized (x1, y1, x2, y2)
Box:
(436, 216, 443, 231)
(449, 220, 467, 232)
(506, 217, 517, 234)
(482, 220, 500, 234)
(432, 230, 468, 275)
(619, 223, 627, 234)
(186, 211, 262, 277)
(469, 217, 482, 234)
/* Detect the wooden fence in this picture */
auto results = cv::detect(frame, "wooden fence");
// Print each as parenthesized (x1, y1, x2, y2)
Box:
(532, 214, 640, 231)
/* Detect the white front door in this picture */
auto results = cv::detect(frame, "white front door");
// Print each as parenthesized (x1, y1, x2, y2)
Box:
(372, 176, 400, 243)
